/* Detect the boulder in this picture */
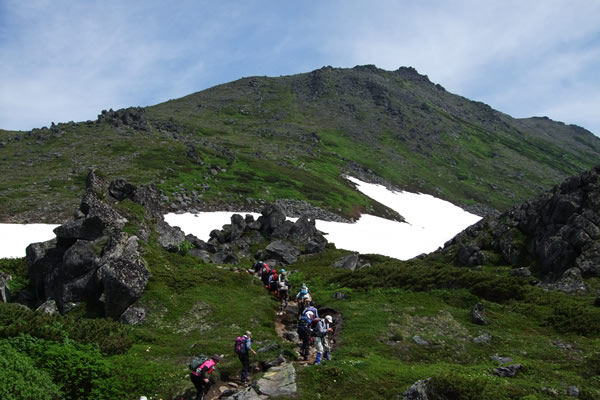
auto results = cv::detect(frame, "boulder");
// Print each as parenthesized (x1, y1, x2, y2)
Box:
(412, 335, 429, 346)
(156, 220, 185, 252)
(493, 364, 521, 377)
(509, 267, 532, 277)
(257, 343, 280, 353)
(263, 354, 286, 369)
(223, 386, 267, 400)
(119, 305, 147, 325)
(265, 241, 300, 265)
(332, 292, 349, 300)
(36, 299, 59, 314)
(402, 378, 431, 400)
(259, 204, 286, 236)
(101, 257, 150, 319)
(230, 214, 246, 241)
(457, 244, 485, 266)
(189, 249, 211, 263)
(567, 386, 580, 398)
(540, 267, 587, 294)
(333, 253, 359, 271)
(283, 331, 299, 342)
(108, 178, 136, 201)
(473, 332, 492, 344)
(255, 363, 296, 397)
(471, 302, 488, 325)
(490, 354, 513, 364)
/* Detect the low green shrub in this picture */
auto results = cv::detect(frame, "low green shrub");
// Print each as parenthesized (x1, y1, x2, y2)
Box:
(0, 303, 132, 354)
(546, 302, 600, 336)
(0, 340, 61, 400)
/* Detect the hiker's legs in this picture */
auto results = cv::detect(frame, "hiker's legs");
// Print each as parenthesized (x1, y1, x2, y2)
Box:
(190, 373, 206, 400)
(300, 332, 310, 360)
(323, 337, 331, 360)
(240, 352, 250, 383)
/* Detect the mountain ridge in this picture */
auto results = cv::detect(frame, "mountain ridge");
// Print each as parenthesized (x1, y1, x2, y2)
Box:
(1, 65, 599, 224)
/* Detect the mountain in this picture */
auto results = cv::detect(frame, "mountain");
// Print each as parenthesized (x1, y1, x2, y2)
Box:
(1, 65, 599, 224)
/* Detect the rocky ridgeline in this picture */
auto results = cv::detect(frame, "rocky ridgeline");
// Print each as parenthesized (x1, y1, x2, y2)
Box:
(187, 201, 329, 267)
(442, 165, 600, 293)
(22, 170, 330, 321)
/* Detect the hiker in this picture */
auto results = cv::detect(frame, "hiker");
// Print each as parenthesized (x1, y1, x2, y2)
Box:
(190, 354, 220, 400)
(302, 302, 319, 320)
(297, 313, 312, 361)
(268, 269, 279, 292)
(261, 265, 272, 286)
(296, 284, 312, 316)
(277, 270, 289, 310)
(253, 260, 267, 275)
(312, 316, 332, 365)
(235, 331, 257, 384)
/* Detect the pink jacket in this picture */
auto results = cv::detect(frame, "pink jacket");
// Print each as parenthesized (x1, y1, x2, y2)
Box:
(192, 359, 216, 377)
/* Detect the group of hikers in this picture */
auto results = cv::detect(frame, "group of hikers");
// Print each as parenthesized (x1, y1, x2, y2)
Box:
(188, 260, 334, 400)
(253, 260, 334, 365)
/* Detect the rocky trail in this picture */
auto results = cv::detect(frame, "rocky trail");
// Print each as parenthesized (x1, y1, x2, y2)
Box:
(194, 274, 342, 400)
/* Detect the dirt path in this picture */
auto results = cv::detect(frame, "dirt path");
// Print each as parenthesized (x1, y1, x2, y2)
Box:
(194, 277, 343, 400)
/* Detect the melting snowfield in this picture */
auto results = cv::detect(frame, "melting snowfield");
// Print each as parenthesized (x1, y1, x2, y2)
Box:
(0, 223, 60, 258)
(0, 177, 481, 260)
(165, 177, 482, 260)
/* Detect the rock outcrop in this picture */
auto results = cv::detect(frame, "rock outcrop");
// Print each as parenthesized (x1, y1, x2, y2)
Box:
(25, 170, 180, 319)
(184, 203, 330, 266)
(442, 166, 600, 289)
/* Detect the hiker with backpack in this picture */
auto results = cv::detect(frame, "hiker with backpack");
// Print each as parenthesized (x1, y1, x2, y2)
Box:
(253, 260, 267, 275)
(261, 265, 272, 287)
(302, 302, 319, 320)
(189, 354, 221, 400)
(234, 331, 257, 384)
(277, 269, 290, 311)
(297, 313, 312, 361)
(312, 315, 333, 365)
(268, 269, 279, 293)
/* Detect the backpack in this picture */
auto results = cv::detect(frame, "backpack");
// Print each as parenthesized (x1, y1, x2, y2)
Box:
(189, 354, 209, 371)
(297, 315, 310, 335)
(315, 319, 328, 337)
(234, 336, 247, 355)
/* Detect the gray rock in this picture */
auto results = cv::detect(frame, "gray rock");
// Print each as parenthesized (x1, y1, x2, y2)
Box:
(402, 378, 431, 400)
(555, 267, 587, 294)
(490, 354, 513, 364)
(36, 299, 59, 314)
(265, 240, 300, 265)
(108, 178, 136, 201)
(255, 363, 296, 397)
(332, 292, 349, 300)
(156, 219, 186, 252)
(471, 302, 488, 325)
(493, 364, 521, 377)
(257, 343, 280, 353)
(119, 305, 147, 325)
(264, 354, 286, 369)
(412, 335, 429, 345)
(0, 271, 12, 302)
(101, 257, 150, 320)
(473, 332, 492, 344)
(509, 267, 532, 277)
(332, 253, 359, 271)
(284, 331, 299, 342)
(567, 385, 580, 398)
(223, 386, 267, 400)
(189, 248, 212, 263)
(457, 244, 485, 266)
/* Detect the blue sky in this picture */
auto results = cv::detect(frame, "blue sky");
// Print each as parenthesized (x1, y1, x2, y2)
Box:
(1, 0, 600, 136)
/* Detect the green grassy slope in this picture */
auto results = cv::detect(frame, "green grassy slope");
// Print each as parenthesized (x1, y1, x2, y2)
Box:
(2, 66, 600, 223)
(2, 246, 599, 399)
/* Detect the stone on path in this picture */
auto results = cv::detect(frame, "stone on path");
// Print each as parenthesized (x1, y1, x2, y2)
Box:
(256, 363, 297, 397)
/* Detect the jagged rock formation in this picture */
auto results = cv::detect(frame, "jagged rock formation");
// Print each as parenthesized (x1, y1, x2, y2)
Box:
(185, 203, 329, 267)
(25, 170, 183, 319)
(23, 170, 331, 319)
(441, 166, 600, 291)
